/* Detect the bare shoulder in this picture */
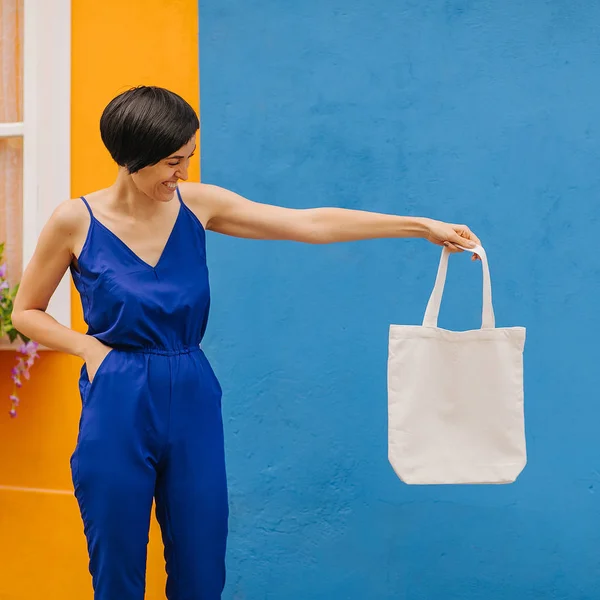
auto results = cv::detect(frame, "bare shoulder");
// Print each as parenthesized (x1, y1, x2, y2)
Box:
(47, 197, 91, 258)
(52, 196, 88, 229)
(11, 198, 90, 315)
(178, 182, 244, 229)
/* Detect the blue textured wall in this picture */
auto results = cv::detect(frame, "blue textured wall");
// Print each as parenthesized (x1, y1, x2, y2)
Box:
(199, 1, 600, 598)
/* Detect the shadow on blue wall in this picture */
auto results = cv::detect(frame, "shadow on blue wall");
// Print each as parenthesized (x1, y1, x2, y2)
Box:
(200, 1, 600, 598)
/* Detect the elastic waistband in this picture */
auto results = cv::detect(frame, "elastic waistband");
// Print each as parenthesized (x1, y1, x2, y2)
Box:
(117, 345, 202, 356)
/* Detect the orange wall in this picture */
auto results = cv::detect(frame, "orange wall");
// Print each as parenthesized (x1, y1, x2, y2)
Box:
(0, 1, 200, 598)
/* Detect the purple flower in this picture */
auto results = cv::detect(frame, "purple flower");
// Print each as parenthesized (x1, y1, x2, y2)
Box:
(0, 281, 8, 291)
(0, 263, 6, 278)
(18, 341, 39, 358)
(7, 341, 39, 418)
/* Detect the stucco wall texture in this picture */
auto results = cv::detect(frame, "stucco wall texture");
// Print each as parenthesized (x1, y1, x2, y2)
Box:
(200, 1, 600, 599)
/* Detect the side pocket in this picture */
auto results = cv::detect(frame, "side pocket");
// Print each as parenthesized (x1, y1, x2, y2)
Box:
(199, 352, 222, 400)
(85, 348, 116, 399)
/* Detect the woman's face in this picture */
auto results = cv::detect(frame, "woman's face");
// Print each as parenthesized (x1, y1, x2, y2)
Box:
(131, 136, 196, 202)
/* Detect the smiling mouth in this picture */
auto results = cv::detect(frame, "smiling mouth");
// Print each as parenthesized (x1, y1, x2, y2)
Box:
(163, 182, 178, 190)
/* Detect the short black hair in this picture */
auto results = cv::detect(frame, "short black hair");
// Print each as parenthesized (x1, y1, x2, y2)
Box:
(100, 86, 199, 173)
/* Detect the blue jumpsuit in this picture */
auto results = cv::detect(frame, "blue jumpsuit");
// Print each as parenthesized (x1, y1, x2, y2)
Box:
(69, 188, 228, 599)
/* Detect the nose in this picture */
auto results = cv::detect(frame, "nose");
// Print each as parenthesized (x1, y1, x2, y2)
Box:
(176, 163, 189, 181)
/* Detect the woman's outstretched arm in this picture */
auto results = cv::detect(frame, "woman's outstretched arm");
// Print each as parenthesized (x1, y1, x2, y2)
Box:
(179, 182, 481, 255)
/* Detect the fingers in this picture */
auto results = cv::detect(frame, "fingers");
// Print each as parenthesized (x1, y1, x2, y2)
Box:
(435, 222, 482, 261)
(449, 233, 475, 249)
(461, 225, 481, 246)
(443, 241, 461, 253)
(444, 225, 482, 261)
(451, 225, 482, 259)
(459, 226, 482, 261)
(455, 230, 477, 248)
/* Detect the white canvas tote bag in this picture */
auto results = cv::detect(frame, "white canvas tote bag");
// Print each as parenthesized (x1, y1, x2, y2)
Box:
(388, 245, 526, 485)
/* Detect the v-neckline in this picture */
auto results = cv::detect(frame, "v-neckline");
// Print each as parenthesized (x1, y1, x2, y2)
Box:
(92, 201, 183, 271)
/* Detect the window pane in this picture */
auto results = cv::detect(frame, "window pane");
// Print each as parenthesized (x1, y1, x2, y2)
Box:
(0, 137, 23, 283)
(0, 0, 24, 122)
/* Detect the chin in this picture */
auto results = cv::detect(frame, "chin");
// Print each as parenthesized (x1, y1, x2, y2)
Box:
(156, 187, 176, 201)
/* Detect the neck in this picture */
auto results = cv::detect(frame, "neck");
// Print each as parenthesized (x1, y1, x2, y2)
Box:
(108, 168, 161, 218)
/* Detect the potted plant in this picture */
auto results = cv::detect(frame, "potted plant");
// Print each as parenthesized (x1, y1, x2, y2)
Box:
(0, 242, 40, 417)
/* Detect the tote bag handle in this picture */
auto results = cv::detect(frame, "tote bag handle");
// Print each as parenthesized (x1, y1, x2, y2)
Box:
(423, 244, 496, 329)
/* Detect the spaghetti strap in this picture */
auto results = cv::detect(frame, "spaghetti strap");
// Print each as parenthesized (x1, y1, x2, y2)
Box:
(80, 195, 95, 220)
(175, 185, 205, 234)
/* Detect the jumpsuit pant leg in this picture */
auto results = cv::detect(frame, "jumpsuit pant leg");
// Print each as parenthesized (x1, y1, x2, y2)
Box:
(70, 349, 160, 599)
(154, 349, 229, 600)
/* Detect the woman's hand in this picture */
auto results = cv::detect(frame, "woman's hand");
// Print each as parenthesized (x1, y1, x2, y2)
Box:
(422, 218, 482, 261)
(82, 336, 114, 382)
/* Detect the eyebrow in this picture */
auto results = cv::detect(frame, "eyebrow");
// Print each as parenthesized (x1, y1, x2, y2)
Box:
(167, 147, 196, 159)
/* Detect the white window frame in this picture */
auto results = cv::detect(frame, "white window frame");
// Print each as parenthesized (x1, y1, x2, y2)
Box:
(0, 0, 71, 350)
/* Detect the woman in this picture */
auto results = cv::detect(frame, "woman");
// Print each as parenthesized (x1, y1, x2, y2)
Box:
(11, 86, 480, 600)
